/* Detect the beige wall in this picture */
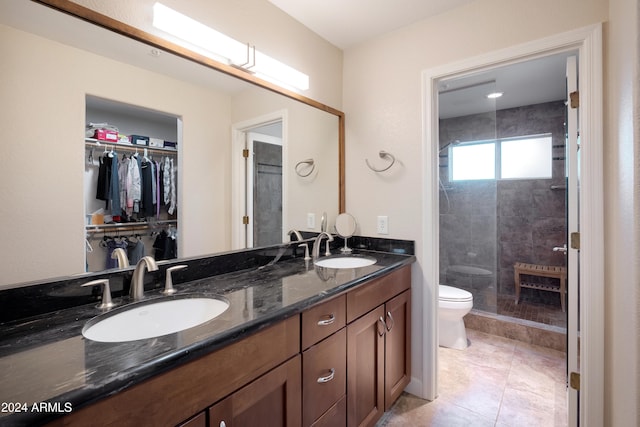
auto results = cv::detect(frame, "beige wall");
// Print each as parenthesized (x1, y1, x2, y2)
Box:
(0, 25, 231, 286)
(231, 87, 340, 235)
(72, 0, 343, 108)
(604, 0, 639, 424)
(341, 0, 625, 420)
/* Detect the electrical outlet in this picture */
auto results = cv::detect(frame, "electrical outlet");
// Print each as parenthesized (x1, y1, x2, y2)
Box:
(377, 215, 389, 235)
(307, 213, 316, 229)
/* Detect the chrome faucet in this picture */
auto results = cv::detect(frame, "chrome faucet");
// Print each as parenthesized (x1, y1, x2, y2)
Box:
(288, 229, 311, 260)
(287, 229, 304, 242)
(130, 256, 158, 301)
(312, 232, 334, 260)
(111, 248, 129, 268)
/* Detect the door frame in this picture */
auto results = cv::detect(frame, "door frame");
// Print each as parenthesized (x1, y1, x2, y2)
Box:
(246, 132, 284, 247)
(231, 110, 288, 249)
(421, 24, 603, 424)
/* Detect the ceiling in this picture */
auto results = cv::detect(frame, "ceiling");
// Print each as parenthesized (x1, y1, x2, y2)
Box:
(269, 0, 575, 118)
(438, 52, 576, 119)
(268, 0, 476, 49)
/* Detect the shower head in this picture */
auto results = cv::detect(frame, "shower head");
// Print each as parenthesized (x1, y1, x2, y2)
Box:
(439, 140, 461, 152)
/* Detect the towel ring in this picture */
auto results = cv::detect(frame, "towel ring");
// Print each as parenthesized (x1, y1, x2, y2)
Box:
(295, 159, 315, 177)
(365, 150, 396, 172)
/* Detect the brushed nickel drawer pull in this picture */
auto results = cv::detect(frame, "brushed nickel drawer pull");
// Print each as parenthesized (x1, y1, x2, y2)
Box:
(317, 368, 335, 383)
(385, 311, 394, 331)
(378, 317, 387, 336)
(317, 313, 336, 326)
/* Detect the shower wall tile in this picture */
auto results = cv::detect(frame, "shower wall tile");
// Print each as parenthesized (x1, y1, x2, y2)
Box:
(439, 101, 566, 308)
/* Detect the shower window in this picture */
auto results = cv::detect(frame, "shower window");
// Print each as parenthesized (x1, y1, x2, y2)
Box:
(450, 134, 552, 181)
(450, 141, 495, 180)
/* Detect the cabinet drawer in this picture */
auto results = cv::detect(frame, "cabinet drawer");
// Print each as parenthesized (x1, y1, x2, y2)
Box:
(311, 395, 346, 427)
(347, 265, 411, 323)
(302, 294, 346, 350)
(177, 412, 206, 427)
(303, 328, 347, 426)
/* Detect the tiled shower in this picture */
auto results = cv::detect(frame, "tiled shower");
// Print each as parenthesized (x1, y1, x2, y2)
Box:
(438, 101, 567, 328)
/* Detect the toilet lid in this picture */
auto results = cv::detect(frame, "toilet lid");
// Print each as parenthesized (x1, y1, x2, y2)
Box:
(439, 285, 473, 302)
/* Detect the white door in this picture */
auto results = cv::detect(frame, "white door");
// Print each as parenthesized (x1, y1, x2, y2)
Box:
(565, 55, 580, 427)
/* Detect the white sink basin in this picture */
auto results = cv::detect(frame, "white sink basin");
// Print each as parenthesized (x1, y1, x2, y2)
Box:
(314, 255, 377, 269)
(82, 296, 229, 343)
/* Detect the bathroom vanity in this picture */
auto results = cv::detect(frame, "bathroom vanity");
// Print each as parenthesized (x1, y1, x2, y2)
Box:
(0, 241, 414, 427)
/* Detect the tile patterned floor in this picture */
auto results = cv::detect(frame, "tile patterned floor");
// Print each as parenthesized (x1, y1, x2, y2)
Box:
(496, 294, 566, 328)
(377, 329, 568, 427)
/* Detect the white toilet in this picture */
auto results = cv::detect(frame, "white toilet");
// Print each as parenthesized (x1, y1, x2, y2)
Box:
(439, 285, 473, 350)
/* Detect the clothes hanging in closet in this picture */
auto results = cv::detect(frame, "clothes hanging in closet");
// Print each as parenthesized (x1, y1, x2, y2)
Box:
(95, 152, 177, 221)
(153, 229, 177, 260)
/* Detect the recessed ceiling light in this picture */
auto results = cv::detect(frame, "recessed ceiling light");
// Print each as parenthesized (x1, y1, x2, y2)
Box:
(487, 92, 504, 99)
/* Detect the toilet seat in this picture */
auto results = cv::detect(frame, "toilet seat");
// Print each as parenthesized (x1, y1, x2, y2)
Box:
(439, 285, 473, 302)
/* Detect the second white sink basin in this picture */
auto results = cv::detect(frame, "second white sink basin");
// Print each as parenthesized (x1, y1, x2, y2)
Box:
(314, 255, 377, 269)
(82, 296, 229, 343)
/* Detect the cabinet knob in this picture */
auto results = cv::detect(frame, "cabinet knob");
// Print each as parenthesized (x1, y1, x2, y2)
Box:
(220, 422, 226, 427)
(317, 368, 335, 383)
(317, 313, 335, 326)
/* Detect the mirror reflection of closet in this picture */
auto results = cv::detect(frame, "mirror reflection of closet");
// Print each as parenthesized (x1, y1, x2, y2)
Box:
(335, 213, 357, 253)
(84, 96, 180, 272)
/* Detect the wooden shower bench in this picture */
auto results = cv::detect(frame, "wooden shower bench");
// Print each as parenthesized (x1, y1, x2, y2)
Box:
(514, 262, 567, 312)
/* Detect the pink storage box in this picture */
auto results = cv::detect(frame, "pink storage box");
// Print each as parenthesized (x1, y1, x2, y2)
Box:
(94, 129, 118, 142)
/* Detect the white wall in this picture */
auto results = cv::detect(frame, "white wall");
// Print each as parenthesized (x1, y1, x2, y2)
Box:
(604, 0, 639, 424)
(342, 0, 611, 414)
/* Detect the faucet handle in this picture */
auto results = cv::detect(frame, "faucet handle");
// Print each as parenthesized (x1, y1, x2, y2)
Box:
(82, 279, 115, 309)
(298, 243, 311, 260)
(162, 265, 188, 296)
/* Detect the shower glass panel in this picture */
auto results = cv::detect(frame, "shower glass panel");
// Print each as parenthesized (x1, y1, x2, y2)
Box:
(438, 79, 499, 314)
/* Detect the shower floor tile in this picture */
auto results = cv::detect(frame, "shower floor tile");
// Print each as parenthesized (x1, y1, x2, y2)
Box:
(496, 294, 566, 328)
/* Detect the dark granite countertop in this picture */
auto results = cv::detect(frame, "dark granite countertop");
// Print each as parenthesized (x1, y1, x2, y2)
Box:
(0, 249, 414, 426)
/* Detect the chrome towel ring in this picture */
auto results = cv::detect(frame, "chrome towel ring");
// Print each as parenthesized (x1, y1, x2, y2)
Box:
(365, 150, 396, 172)
(295, 158, 315, 177)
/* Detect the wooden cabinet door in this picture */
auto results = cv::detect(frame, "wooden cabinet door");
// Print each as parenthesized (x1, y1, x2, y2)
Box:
(347, 306, 385, 427)
(383, 289, 411, 411)
(208, 355, 301, 427)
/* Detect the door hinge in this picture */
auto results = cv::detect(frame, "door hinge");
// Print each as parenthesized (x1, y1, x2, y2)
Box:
(570, 232, 580, 250)
(570, 91, 579, 108)
(570, 371, 580, 391)
(242, 215, 249, 225)
(242, 148, 249, 158)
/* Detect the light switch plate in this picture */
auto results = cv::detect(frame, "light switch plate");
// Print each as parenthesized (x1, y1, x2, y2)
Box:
(307, 213, 316, 229)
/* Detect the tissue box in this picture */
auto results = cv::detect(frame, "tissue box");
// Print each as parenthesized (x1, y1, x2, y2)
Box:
(94, 129, 118, 142)
(129, 135, 149, 146)
(148, 137, 164, 148)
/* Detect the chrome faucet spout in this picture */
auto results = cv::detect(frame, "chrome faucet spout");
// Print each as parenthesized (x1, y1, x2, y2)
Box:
(313, 232, 334, 260)
(111, 248, 129, 268)
(131, 256, 158, 301)
(287, 229, 304, 242)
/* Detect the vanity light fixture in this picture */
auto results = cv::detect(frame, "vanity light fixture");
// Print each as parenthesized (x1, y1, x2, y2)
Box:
(486, 91, 504, 99)
(152, 3, 309, 91)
